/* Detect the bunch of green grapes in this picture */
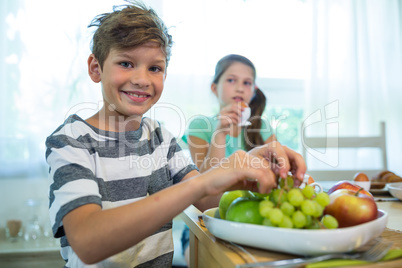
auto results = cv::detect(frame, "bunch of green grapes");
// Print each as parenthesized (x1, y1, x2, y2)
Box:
(258, 176, 338, 229)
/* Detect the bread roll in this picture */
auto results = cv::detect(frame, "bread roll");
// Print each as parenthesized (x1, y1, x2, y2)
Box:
(386, 175, 402, 183)
(372, 170, 394, 181)
(380, 172, 397, 182)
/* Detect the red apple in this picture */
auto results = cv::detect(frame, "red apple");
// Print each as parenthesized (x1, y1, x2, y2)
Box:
(327, 180, 373, 199)
(324, 189, 378, 228)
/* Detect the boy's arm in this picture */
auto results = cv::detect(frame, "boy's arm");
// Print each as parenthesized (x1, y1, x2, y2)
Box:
(62, 169, 207, 264)
(181, 169, 223, 212)
(63, 150, 277, 264)
(62, 143, 304, 265)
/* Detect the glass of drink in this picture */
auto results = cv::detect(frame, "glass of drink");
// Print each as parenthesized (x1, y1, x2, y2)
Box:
(6, 219, 22, 241)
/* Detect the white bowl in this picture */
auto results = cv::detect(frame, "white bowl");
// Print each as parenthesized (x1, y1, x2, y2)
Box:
(386, 182, 402, 200)
(203, 207, 387, 256)
(353, 181, 371, 191)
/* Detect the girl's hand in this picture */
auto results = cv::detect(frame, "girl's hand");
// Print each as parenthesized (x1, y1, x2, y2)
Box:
(215, 103, 244, 134)
(249, 141, 306, 184)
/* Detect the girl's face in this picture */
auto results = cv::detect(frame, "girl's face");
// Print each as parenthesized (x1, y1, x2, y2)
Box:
(211, 62, 255, 108)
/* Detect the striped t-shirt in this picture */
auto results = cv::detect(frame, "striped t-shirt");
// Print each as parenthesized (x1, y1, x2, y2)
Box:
(45, 114, 197, 267)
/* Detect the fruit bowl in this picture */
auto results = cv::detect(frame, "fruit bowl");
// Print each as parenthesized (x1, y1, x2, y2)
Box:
(386, 182, 402, 200)
(203, 207, 388, 256)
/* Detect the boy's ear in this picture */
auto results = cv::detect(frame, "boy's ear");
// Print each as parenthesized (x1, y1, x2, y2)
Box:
(88, 54, 101, 83)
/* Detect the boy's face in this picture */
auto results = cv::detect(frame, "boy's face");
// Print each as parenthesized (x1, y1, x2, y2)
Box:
(93, 43, 167, 121)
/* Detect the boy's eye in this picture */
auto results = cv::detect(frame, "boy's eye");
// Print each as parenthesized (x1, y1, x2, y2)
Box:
(120, 62, 132, 68)
(227, 78, 235, 83)
(150, 66, 163, 72)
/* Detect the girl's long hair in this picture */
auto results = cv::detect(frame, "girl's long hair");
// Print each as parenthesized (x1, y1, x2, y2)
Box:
(213, 54, 267, 151)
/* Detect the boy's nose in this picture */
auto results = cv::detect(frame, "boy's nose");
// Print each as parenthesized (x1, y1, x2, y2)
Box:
(130, 69, 150, 88)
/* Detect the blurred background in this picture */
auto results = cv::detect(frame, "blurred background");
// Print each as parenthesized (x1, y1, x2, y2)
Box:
(0, 0, 401, 238)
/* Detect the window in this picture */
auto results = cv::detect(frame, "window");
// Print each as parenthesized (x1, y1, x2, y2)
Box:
(0, 0, 310, 177)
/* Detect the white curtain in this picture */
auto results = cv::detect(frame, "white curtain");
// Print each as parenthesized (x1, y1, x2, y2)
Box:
(304, 0, 402, 174)
(1, 0, 401, 177)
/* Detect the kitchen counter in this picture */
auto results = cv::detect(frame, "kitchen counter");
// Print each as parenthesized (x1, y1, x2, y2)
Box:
(0, 230, 64, 268)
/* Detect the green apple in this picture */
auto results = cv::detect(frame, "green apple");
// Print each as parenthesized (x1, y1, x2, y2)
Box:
(225, 197, 264, 225)
(218, 190, 255, 219)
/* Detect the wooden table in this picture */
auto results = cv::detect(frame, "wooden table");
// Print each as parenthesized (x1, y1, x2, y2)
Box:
(180, 192, 402, 268)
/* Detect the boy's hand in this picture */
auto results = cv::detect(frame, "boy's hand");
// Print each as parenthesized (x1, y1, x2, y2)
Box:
(191, 141, 306, 210)
(201, 150, 277, 196)
(249, 141, 306, 183)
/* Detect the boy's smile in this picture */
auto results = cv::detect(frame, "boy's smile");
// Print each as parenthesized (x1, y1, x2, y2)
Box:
(88, 43, 167, 131)
(123, 91, 151, 103)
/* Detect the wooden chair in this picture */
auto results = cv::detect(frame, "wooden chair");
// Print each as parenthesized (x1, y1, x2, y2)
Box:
(301, 122, 387, 181)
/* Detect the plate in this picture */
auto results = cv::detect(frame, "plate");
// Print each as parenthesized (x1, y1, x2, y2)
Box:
(387, 182, 402, 200)
(203, 207, 388, 256)
(370, 188, 390, 195)
(370, 184, 390, 195)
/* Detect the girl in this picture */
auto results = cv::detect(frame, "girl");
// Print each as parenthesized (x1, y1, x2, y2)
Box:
(184, 54, 278, 172)
(181, 55, 299, 264)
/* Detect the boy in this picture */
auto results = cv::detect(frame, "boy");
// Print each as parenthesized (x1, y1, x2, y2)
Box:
(45, 2, 306, 267)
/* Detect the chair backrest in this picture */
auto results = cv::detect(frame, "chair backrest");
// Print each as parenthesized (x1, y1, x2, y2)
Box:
(301, 122, 387, 181)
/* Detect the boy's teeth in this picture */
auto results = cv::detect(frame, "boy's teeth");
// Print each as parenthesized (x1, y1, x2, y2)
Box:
(127, 92, 147, 98)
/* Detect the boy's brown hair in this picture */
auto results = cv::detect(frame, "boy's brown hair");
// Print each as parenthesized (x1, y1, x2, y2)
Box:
(88, 2, 173, 70)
